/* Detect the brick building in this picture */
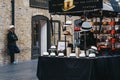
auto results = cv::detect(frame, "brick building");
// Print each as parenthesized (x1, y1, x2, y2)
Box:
(0, 0, 76, 65)
(0, 0, 119, 65)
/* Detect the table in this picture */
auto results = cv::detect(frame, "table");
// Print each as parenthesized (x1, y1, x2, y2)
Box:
(37, 55, 120, 80)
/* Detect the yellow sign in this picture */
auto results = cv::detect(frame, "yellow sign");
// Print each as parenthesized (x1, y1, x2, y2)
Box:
(63, 0, 75, 11)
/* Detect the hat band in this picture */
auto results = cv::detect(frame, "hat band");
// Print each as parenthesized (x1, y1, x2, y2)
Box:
(81, 27, 92, 30)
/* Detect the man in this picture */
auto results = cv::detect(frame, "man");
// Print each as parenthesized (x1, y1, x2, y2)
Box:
(7, 25, 18, 64)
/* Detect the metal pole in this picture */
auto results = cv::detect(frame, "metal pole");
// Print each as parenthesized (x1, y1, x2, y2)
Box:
(99, 9, 103, 34)
(50, 14, 54, 36)
(11, 0, 15, 25)
(64, 15, 67, 55)
(65, 35, 66, 56)
(83, 11, 87, 56)
(84, 31, 87, 56)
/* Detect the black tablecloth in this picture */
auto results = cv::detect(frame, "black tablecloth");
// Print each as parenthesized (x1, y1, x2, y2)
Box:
(37, 56, 120, 80)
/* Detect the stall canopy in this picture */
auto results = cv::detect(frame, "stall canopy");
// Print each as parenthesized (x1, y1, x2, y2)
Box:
(49, 0, 103, 14)
(110, 0, 120, 13)
(48, 0, 120, 17)
(103, 2, 114, 11)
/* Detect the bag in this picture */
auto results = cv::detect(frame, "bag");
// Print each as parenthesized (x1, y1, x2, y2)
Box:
(14, 45, 20, 53)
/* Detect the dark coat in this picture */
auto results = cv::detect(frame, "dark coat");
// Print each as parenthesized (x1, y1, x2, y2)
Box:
(7, 31, 19, 63)
(7, 31, 18, 46)
(79, 31, 96, 50)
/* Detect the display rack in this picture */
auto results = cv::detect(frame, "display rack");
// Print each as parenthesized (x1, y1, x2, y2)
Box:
(92, 17, 120, 53)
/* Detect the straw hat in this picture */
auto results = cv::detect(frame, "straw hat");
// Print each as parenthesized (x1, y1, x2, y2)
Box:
(63, 30, 71, 35)
(81, 21, 92, 31)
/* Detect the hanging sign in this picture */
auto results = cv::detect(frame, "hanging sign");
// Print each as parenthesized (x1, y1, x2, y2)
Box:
(49, 0, 103, 13)
(30, 0, 48, 9)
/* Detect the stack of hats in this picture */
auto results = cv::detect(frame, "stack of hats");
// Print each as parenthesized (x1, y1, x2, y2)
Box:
(88, 46, 98, 57)
(49, 45, 56, 57)
(43, 52, 49, 56)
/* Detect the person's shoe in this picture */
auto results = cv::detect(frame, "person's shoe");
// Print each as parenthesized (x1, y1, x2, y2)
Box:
(13, 61, 17, 64)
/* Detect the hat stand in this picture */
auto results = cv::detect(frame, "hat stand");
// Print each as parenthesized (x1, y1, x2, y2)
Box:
(84, 31, 87, 56)
(64, 15, 67, 56)
(63, 15, 72, 56)
(83, 11, 88, 56)
(64, 34, 67, 55)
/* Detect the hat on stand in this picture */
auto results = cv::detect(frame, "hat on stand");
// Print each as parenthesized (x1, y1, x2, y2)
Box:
(63, 30, 71, 35)
(81, 21, 92, 31)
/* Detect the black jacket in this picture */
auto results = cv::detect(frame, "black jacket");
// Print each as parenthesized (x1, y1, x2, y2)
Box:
(7, 31, 18, 46)
(79, 31, 96, 50)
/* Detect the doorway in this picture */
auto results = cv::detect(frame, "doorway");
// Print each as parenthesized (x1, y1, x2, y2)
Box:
(31, 15, 51, 59)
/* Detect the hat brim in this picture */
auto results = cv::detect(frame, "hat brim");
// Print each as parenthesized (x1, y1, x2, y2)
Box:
(80, 27, 92, 31)
(81, 21, 92, 31)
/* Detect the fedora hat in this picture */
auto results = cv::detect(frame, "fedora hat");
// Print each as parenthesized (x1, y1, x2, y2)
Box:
(81, 21, 92, 31)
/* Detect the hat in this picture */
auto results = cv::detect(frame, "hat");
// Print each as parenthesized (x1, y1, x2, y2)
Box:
(63, 20, 72, 27)
(58, 53, 64, 57)
(79, 51, 86, 57)
(91, 46, 97, 50)
(9, 25, 15, 29)
(81, 21, 92, 31)
(63, 30, 71, 35)
(50, 45, 56, 49)
(70, 53, 76, 57)
(43, 52, 49, 56)
(88, 53, 96, 57)
(65, 20, 72, 25)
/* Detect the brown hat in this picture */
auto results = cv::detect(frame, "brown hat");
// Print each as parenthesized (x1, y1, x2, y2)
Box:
(63, 31, 71, 35)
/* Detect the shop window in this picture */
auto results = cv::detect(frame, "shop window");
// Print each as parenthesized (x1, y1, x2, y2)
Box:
(33, 21, 40, 48)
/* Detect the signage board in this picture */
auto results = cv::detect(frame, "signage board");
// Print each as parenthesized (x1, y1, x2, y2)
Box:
(49, 0, 103, 13)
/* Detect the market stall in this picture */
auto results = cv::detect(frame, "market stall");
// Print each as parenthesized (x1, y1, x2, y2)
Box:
(37, 55, 120, 80)
(37, 0, 120, 80)
(47, 0, 120, 57)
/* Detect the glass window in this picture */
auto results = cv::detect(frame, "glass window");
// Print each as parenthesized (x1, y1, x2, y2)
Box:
(33, 21, 40, 47)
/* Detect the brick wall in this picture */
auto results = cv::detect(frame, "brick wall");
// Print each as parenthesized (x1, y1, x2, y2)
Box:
(0, 0, 79, 65)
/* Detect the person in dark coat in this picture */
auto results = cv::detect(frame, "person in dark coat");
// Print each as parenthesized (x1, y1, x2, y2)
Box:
(7, 25, 18, 64)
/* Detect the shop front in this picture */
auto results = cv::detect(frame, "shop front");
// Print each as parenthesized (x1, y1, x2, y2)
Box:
(37, 0, 120, 80)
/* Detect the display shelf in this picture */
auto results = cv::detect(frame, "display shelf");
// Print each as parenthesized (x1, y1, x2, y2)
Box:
(92, 17, 120, 51)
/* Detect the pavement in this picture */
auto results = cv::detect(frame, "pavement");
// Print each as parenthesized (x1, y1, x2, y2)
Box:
(0, 59, 38, 80)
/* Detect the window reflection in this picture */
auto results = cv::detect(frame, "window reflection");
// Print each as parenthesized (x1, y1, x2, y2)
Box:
(33, 21, 39, 47)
